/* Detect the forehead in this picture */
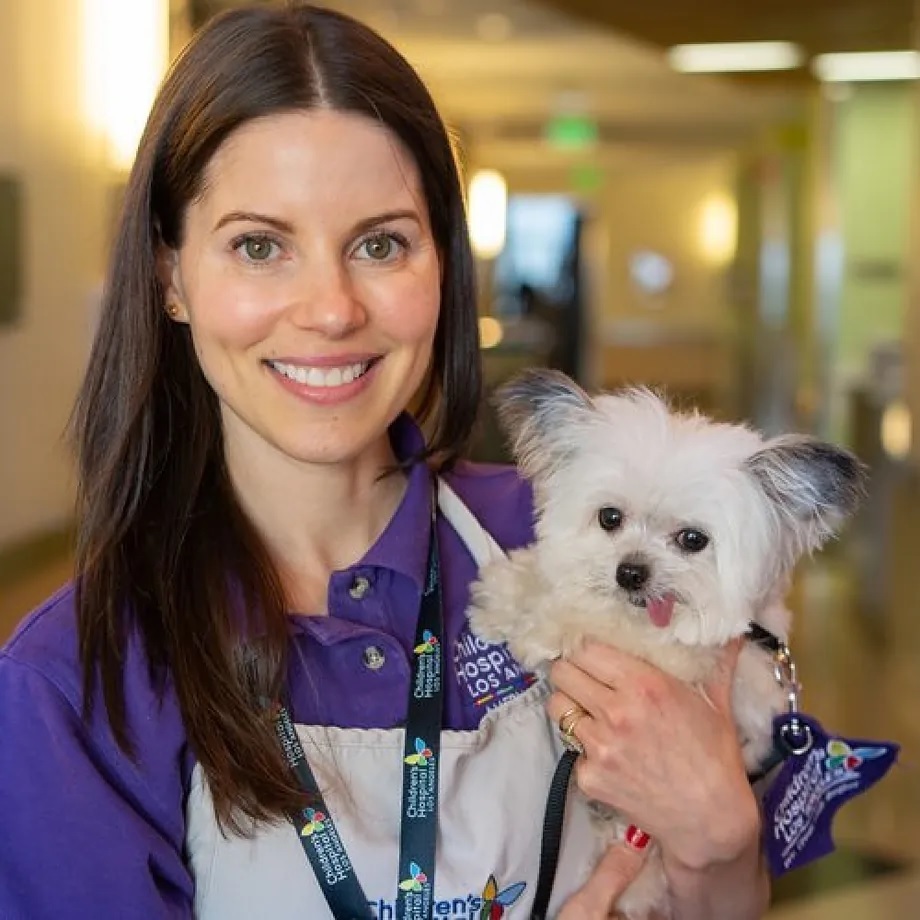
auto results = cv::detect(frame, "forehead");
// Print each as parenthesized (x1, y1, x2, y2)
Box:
(193, 109, 427, 221)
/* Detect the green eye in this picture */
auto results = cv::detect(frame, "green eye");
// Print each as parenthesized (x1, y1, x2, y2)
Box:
(597, 507, 623, 532)
(363, 234, 394, 260)
(241, 237, 275, 261)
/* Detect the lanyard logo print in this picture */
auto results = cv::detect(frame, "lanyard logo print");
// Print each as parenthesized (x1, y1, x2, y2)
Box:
(414, 630, 440, 655)
(397, 517, 444, 919)
(404, 738, 435, 766)
(299, 807, 327, 837)
(399, 861, 429, 893)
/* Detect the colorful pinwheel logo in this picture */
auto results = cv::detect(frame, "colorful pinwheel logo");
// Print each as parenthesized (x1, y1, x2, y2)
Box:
(414, 630, 440, 655)
(299, 807, 326, 837)
(825, 739, 888, 772)
(404, 737, 434, 766)
(479, 874, 526, 919)
(399, 861, 428, 893)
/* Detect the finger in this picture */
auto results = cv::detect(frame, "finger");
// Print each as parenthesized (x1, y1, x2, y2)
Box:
(567, 640, 659, 688)
(557, 842, 648, 920)
(546, 692, 597, 757)
(549, 659, 613, 717)
(546, 690, 581, 727)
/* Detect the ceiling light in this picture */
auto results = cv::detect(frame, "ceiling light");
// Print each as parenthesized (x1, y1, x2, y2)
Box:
(468, 169, 507, 260)
(668, 41, 803, 73)
(812, 51, 920, 82)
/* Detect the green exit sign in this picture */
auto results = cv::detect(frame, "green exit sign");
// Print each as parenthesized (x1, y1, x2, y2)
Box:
(544, 114, 598, 150)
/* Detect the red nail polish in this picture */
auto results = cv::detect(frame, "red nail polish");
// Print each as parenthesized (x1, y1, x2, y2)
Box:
(625, 824, 651, 850)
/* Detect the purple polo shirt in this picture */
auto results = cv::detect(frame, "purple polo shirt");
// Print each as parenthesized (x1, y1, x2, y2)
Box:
(0, 417, 535, 919)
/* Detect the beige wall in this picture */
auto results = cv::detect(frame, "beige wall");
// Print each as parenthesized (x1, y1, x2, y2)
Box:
(0, 0, 110, 548)
(600, 154, 736, 329)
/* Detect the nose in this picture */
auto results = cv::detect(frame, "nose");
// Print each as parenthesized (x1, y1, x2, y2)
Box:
(289, 263, 367, 337)
(616, 561, 650, 592)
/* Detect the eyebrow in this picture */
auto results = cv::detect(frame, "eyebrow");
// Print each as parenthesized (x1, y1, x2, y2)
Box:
(212, 209, 421, 236)
(213, 211, 296, 234)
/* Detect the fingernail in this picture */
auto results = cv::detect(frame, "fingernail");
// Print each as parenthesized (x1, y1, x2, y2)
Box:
(625, 824, 651, 850)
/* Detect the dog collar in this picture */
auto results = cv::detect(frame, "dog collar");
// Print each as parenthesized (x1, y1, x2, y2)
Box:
(745, 621, 784, 653)
(745, 621, 798, 784)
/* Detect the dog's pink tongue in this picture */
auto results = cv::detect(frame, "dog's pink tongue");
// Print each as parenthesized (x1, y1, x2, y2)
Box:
(647, 595, 676, 628)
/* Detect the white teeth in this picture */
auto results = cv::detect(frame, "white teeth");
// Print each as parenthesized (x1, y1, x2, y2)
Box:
(270, 360, 369, 388)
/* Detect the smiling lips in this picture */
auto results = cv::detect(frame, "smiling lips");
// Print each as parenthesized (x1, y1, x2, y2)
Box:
(267, 358, 373, 389)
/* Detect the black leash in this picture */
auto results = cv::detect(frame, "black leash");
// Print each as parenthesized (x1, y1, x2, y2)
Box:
(531, 748, 579, 920)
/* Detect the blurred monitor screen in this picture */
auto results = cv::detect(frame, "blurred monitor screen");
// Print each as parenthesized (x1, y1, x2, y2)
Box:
(494, 194, 578, 307)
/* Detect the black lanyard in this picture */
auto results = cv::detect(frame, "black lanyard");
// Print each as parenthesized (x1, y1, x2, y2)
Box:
(273, 499, 444, 920)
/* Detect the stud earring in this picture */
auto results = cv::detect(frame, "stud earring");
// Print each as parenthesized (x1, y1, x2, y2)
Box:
(166, 302, 180, 319)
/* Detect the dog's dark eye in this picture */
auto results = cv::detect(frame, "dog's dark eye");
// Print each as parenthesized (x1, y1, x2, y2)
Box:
(597, 507, 623, 532)
(676, 528, 709, 552)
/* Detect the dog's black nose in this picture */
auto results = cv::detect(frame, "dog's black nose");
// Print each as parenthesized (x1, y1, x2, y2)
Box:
(616, 562, 650, 592)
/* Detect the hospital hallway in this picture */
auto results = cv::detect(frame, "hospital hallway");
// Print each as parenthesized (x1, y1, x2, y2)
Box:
(4, 0, 920, 915)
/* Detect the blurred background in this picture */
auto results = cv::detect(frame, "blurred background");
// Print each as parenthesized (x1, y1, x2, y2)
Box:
(1, 1, 919, 914)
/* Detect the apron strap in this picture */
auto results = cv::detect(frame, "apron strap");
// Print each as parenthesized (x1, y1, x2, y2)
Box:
(439, 475, 571, 919)
(436, 478, 506, 568)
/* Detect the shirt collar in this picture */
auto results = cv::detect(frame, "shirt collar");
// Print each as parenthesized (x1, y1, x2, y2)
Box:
(356, 413, 432, 592)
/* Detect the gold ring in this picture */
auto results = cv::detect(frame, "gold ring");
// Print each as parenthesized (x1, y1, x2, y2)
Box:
(558, 705, 586, 735)
(557, 705, 587, 754)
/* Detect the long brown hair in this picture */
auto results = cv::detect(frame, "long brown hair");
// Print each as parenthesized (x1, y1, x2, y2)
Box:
(71, 2, 480, 830)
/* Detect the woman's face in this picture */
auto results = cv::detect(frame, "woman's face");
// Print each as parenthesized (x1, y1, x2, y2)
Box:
(162, 110, 441, 472)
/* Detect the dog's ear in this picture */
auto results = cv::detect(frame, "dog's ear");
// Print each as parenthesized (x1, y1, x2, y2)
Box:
(745, 435, 868, 553)
(492, 368, 596, 481)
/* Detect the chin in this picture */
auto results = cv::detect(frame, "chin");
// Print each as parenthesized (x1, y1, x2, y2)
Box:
(468, 369, 867, 920)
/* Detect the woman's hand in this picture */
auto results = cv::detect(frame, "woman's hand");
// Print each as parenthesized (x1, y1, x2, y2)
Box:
(547, 639, 768, 919)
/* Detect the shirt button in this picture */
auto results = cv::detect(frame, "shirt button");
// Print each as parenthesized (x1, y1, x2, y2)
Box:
(349, 575, 371, 600)
(362, 645, 386, 670)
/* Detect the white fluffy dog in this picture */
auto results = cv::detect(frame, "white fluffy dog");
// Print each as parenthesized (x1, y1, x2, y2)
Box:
(468, 369, 867, 919)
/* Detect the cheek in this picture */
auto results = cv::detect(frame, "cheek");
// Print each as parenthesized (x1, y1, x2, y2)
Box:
(185, 265, 284, 348)
(361, 269, 440, 343)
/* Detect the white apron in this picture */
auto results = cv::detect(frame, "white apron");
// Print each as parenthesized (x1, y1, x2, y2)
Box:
(186, 481, 603, 919)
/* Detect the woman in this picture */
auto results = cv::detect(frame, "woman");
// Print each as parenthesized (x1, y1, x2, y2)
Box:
(0, 5, 767, 918)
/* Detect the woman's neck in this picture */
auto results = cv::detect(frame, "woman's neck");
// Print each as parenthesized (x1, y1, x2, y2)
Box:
(225, 432, 409, 614)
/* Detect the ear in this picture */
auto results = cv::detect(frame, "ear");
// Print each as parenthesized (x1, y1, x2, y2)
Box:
(156, 244, 190, 323)
(745, 435, 868, 553)
(492, 368, 596, 482)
